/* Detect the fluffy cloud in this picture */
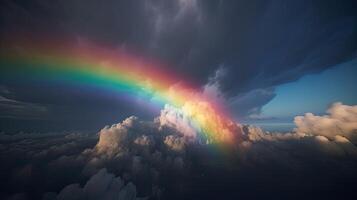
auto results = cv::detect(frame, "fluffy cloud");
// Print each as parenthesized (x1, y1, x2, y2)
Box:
(94, 116, 140, 157)
(294, 102, 357, 142)
(242, 125, 357, 158)
(159, 100, 243, 144)
(156, 104, 198, 138)
(163, 135, 186, 153)
(0, 131, 98, 200)
(55, 168, 139, 200)
(239, 103, 357, 159)
(134, 135, 155, 147)
(1, 102, 357, 199)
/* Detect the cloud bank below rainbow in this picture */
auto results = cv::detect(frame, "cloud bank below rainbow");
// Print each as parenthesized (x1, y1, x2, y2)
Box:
(0, 37, 241, 144)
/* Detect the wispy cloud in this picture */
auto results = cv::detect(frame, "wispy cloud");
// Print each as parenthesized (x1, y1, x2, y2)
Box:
(0, 95, 48, 119)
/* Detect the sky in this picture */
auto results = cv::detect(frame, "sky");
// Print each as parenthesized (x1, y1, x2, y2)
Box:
(0, 0, 356, 132)
(1, 1, 357, 200)
(262, 59, 357, 119)
(247, 58, 357, 131)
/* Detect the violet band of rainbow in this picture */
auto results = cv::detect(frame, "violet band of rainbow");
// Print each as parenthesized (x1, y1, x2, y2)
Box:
(0, 38, 240, 145)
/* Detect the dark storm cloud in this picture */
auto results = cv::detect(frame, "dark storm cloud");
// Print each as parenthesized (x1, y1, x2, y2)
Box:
(227, 87, 276, 119)
(1, 0, 357, 127)
(1, 0, 356, 93)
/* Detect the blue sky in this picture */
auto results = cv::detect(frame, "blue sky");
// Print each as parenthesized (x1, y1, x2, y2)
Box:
(261, 59, 357, 122)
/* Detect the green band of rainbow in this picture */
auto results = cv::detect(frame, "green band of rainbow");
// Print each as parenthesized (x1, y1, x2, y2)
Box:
(0, 38, 240, 144)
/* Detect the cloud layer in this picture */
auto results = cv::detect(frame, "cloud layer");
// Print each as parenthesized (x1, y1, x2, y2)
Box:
(1, 102, 356, 199)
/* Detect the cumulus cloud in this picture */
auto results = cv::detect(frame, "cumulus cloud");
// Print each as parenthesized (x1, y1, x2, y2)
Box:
(134, 135, 155, 147)
(83, 113, 190, 166)
(239, 103, 357, 159)
(94, 116, 140, 157)
(184, 102, 242, 142)
(294, 102, 357, 142)
(163, 135, 186, 153)
(0, 0, 356, 198)
(69, 104, 355, 199)
(44, 113, 191, 199)
(155, 81, 244, 142)
(1, 102, 357, 199)
(156, 104, 198, 138)
(0, 131, 98, 200)
(92, 116, 160, 158)
(242, 125, 357, 158)
(55, 168, 139, 200)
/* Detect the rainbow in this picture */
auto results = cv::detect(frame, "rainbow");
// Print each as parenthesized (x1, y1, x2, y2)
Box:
(0, 37, 240, 144)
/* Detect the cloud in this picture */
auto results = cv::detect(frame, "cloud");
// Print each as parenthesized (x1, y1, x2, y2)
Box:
(156, 104, 198, 138)
(163, 135, 186, 153)
(202, 67, 277, 120)
(1, 102, 357, 199)
(133, 135, 155, 147)
(55, 168, 139, 200)
(94, 116, 140, 157)
(202, 66, 227, 101)
(157, 100, 243, 144)
(238, 103, 357, 162)
(242, 125, 357, 158)
(294, 102, 357, 142)
(0, 95, 48, 119)
(228, 88, 277, 119)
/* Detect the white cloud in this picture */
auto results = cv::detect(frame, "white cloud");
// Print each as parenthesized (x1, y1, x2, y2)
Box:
(239, 103, 357, 159)
(156, 104, 198, 138)
(94, 116, 141, 157)
(294, 102, 357, 142)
